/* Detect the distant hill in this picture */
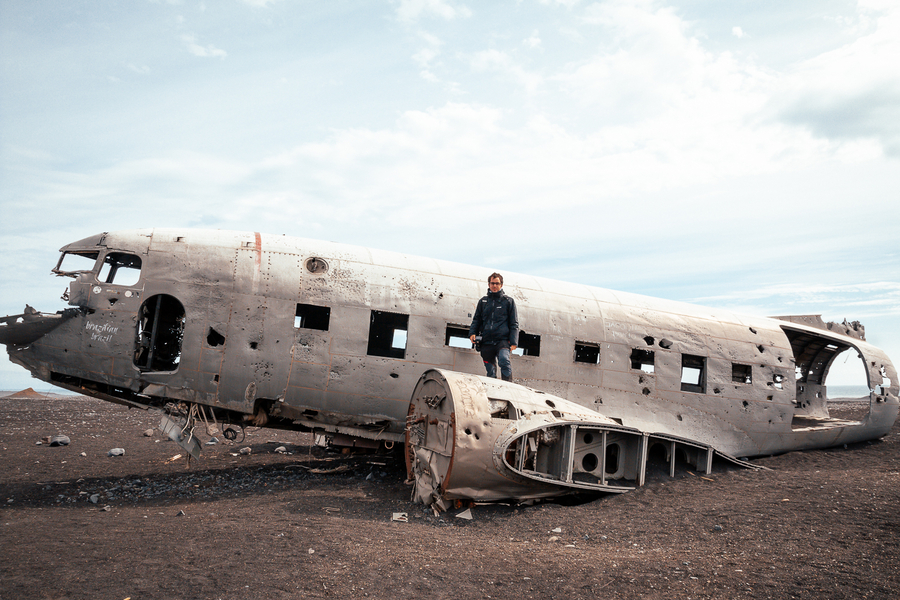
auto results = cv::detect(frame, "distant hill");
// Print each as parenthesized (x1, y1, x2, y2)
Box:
(0, 387, 75, 399)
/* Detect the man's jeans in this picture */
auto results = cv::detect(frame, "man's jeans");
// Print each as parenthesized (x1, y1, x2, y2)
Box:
(480, 343, 512, 380)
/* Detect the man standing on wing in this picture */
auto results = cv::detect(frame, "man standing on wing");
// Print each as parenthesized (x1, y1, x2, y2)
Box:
(469, 272, 519, 381)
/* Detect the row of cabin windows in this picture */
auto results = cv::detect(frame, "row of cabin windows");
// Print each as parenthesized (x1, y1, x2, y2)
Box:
(293, 303, 757, 394)
(631, 349, 756, 393)
(294, 304, 546, 359)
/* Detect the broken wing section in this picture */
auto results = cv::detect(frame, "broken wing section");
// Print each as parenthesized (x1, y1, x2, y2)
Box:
(0, 307, 82, 348)
(405, 369, 758, 510)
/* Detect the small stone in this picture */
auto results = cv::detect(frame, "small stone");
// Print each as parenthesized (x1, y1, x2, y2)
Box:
(239, 447, 252, 455)
(90, 494, 100, 504)
(712, 525, 723, 532)
(49, 435, 70, 447)
(80, 452, 87, 457)
(143, 429, 154, 437)
(176, 510, 186, 516)
(100, 505, 111, 512)
(549, 536, 559, 542)
(274, 446, 287, 454)
(551, 527, 562, 533)
(108, 448, 125, 457)
(308, 548, 315, 555)
(205, 437, 219, 446)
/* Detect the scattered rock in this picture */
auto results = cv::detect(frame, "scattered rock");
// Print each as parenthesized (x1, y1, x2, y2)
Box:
(90, 494, 100, 504)
(549, 536, 560, 542)
(108, 448, 125, 457)
(176, 510, 186, 517)
(712, 525, 723, 532)
(143, 429, 154, 437)
(205, 437, 219, 446)
(275, 446, 287, 454)
(239, 447, 252, 455)
(49, 435, 70, 447)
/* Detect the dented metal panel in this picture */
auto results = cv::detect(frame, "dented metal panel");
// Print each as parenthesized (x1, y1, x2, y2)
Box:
(406, 369, 761, 508)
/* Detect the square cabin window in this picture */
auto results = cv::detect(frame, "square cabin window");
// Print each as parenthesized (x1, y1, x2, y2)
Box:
(367, 310, 409, 359)
(295, 303, 330, 331)
(445, 324, 472, 349)
(98, 252, 142, 286)
(630, 349, 655, 374)
(513, 332, 541, 357)
(732, 363, 752, 384)
(681, 354, 706, 393)
(574, 341, 601, 364)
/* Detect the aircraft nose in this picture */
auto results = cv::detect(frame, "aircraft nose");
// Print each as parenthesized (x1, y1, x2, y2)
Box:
(0, 308, 80, 347)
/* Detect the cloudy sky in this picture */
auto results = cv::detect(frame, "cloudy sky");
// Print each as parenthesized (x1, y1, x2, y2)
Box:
(1, 0, 898, 391)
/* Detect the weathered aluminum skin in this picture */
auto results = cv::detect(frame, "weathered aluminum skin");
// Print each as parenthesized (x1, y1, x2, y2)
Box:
(406, 369, 760, 505)
(1, 228, 897, 469)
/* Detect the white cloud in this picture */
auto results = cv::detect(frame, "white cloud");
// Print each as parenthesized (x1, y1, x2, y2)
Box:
(731, 26, 744, 38)
(469, 49, 543, 94)
(581, 0, 686, 42)
(538, 0, 581, 7)
(181, 34, 227, 59)
(523, 30, 542, 48)
(565, 0, 719, 120)
(394, 0, 472, 23)
(413, 47, 439, 68)
(417, 30, 443, 47)
(692, 282, 900, 321)
(413, 40, 442, 82)
(771, 2, 900, 155)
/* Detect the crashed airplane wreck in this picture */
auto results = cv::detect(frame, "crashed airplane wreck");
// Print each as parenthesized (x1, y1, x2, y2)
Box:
(1, 229, 897, 510)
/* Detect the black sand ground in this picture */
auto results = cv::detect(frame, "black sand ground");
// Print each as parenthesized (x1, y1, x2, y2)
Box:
(1, 391, 898, 600)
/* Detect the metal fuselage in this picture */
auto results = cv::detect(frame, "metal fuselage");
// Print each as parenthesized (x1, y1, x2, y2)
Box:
(3, 228, 897, 460)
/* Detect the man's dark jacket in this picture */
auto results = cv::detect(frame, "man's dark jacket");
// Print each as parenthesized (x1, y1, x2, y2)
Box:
(469, 289, 519, 347)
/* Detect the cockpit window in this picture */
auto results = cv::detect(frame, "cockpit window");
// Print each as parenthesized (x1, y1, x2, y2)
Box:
(98, 252, 142, 286)
(54, 251, 99, 276)
(54, 250, 142, 286)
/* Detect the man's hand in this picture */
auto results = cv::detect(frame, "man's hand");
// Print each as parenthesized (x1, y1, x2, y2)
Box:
(510, 345, 517, 352)
(470, 335, 476, 343)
